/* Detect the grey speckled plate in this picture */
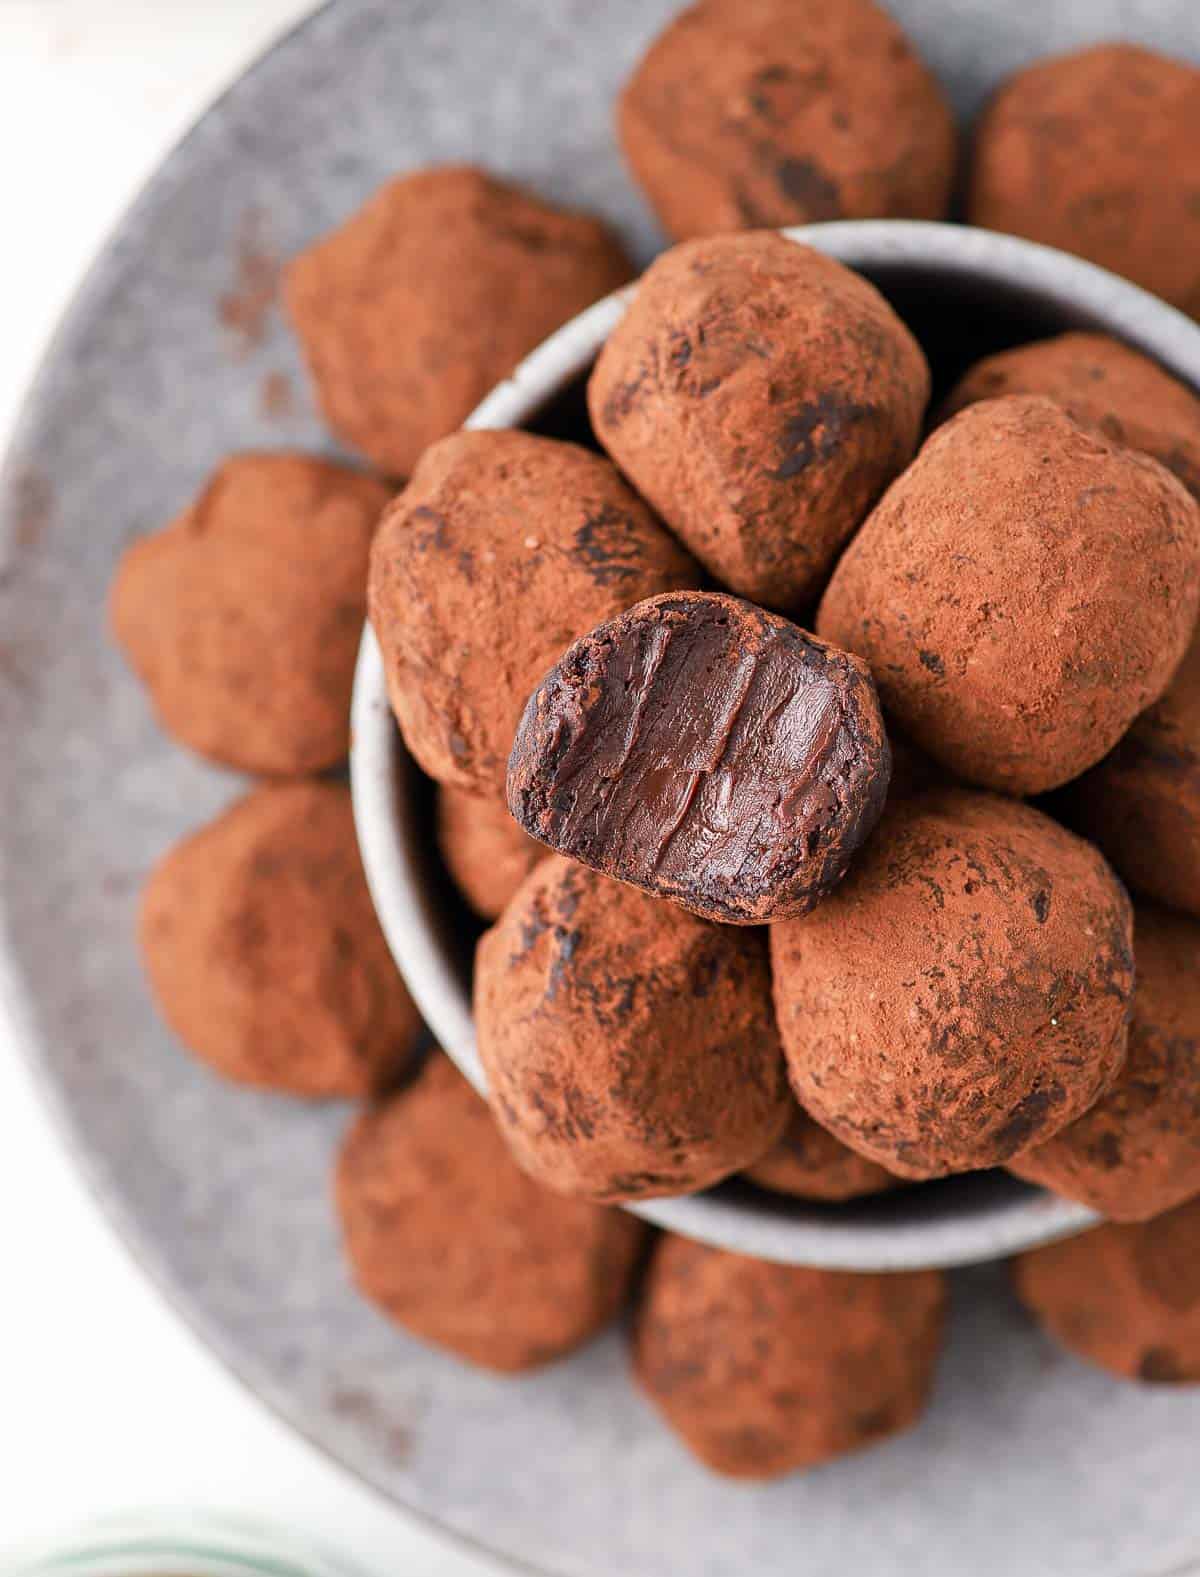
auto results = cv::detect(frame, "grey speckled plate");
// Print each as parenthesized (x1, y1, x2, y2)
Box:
(3, 4, 1200, 1575)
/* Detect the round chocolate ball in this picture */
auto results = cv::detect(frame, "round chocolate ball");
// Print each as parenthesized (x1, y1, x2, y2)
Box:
(969, 44, 1200, 315)
(771, 789, 1135, 1179)
(633, 1234, 946, 1478)
(436, 786, 546, 921)
(619, 0, 957, 241)
(1063, 629, 1200, 918)
(368, 430, 699, 799)
(746, 1104, 901, 1201)
(337, 1053, 647, 1373)
(938, 333, 1200, 500)
(474, 855, 790, 1202)
(141, 782, 419, 1097)
(817, 396, 1200, 795)
(285, 165, 633, 476)
(1013, 1198, 1200, 1383)
(1011, 903, 1200, 1222)
(111, 453, 390, 775)
(589, 232, 930, 611)
(507, 592, 891, 925)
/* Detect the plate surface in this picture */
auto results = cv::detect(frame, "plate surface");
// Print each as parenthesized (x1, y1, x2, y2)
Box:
(3, 3, 1200, 1574)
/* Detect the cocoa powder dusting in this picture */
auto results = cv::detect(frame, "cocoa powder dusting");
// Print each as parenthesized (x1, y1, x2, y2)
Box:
(633, 1234, 946, 1478)
(219, 209, 280, 349)
(259, 370, 294, 419)
(336, 1052, 647, 1372)
(474, 855, 790, 1201)
(1013, 1195, 1200, 1383)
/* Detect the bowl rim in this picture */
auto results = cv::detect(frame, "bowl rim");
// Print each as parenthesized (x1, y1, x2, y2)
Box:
(351, 218, 1200, 1270)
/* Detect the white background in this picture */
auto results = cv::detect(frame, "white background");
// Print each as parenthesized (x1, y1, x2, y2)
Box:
(0, 3, 490, 1569)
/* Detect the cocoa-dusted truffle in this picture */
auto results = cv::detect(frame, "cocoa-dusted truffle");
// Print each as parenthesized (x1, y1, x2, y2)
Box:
(969, 45, 1200, 315)
(286, 165, 633, 476)
(1013, 1198, 1200, 1383)
(589, 233, 930, 610)
(746, 1104, 901, 1202)
(141, 782, 419, 1097)
(619, 0, 957, 241)
(1011, 903, 1200, 1222)
(337, 1053, 647, 1373)
(939, 332, 1200, 499)
(633, 1235, 946, 1477)
(508, 592, 890, 925)
(436, 786, 546, 921)
(772, 789, 1134, 1179)
(818, 396, 1200, 795)
(1063, 630, 1200, 918)
(368, 431, 698, 798)
(111, 453, 389, 775)
(475, 855, 790, 1201)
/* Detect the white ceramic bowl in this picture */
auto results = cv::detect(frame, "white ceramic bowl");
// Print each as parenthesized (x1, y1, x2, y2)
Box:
(351, 220, 1200, 1269)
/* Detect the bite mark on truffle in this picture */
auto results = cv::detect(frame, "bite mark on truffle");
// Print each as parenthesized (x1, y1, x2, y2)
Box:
(508, 592, 890, 924)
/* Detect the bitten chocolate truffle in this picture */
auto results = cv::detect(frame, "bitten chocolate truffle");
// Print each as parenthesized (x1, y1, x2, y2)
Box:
(337, 1053, 647, 1373)
(368, 430, 699, 798)
(939, 333, 1200, 498)
(1064, 630, 1200, 918)
(818, 396, 1200, 795)
(746, 1104, 901, 1201)
(141, 782, 419, 1097)
(969, 45, 1200, 315)
(772, 789, 1135, 1179)
(508, 593, 890, 925)
(619, 0, 957, 241)
(633, 1235, 946, 1477)
(1013, 1198, 1200, 1383)
(1011, 903, 1200, 1222)
(286, 165, 633, 476)
(589, 233, 930, 610)
(111, 453, 390, 775)
(436, 786, 546, 921)
(475, 855, 790, 1201)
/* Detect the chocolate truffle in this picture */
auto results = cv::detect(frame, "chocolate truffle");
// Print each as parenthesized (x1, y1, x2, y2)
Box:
(589, 233, 930, 610)
(337, 1053, 647, 1373)
(619, 0, 957, 241)
(1011, 903, 1200, 1222)
(746, 1104, 901, 1201)
(436, 786, 546, 921)
(286, 165, 633, 476)
(817, 396, 1200, 795)
(141, 781, 419, 1097)
(939, 332, 1200, 499)
(969, 45, 1200, 315)
(111, 453, 389, 775)
(771, 789, 1135, 1179)
(1063, 629, 1200, 918)
(1013, 1198, 1200, 1383)
(508, 592, 890, 924)
(474, 855, 790, 1201)
(368, 430, 699, 798)
(633, 1235, 946, 1477)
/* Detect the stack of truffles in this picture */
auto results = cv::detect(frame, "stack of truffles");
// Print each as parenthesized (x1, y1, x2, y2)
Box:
(112, 0, 1200, 1482)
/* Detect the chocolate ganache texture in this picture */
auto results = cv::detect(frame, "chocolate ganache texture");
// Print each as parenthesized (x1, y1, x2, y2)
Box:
(506, 592, 891, 923)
